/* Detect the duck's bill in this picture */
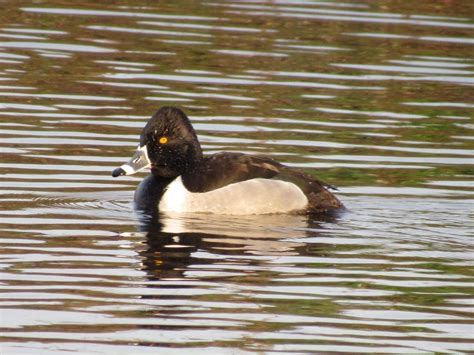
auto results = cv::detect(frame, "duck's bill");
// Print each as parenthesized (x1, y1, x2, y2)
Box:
(112, 145, 151, 177)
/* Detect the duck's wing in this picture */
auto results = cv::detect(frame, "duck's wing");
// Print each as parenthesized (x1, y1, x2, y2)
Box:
(184, 152, 281, 192)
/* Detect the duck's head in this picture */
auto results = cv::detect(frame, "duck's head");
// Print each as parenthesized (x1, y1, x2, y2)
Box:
(112, 107, 203, 179)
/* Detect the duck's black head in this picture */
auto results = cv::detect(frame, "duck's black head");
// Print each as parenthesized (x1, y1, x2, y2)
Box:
(112, 107, 203, 179)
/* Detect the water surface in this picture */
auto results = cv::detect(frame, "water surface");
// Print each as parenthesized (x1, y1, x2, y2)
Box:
(0, 0, 473, 354)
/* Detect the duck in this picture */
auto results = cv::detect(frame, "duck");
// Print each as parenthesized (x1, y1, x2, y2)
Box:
(112, 106, 344, 215)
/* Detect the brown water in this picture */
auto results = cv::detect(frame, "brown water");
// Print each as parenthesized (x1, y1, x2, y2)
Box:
(0, 1, 473, 354)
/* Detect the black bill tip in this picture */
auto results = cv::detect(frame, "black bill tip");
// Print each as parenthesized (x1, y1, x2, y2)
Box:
(112, 167, 126, 178)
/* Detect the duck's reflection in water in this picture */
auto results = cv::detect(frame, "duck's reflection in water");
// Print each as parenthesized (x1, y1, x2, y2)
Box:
(135, 207, 342, 282)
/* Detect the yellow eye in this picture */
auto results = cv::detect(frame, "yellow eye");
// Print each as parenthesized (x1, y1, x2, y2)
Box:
(159, 136, 168, 144)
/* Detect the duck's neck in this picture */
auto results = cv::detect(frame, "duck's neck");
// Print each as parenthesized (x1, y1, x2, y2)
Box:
(184, 141, 202, 170)
(181, 154, 208, 193)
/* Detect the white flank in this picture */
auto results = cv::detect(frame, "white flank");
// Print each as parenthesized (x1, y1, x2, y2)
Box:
(159, 176, 308, 215)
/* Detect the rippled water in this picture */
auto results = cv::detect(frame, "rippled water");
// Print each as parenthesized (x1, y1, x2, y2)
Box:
(1, 1, 473, 354)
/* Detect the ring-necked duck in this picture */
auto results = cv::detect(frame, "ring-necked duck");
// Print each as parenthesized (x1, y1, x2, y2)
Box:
(112, 107, 344, 215)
